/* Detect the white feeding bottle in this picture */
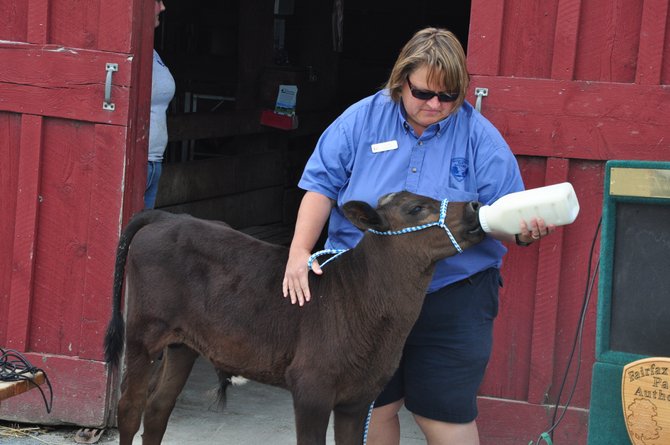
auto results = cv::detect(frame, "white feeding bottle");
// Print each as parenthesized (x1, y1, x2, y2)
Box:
(478, 182, 580, 234)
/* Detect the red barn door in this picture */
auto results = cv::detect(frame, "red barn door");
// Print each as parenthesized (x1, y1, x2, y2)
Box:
(466, 0, 670, 443)
(0, 0, 153, 425)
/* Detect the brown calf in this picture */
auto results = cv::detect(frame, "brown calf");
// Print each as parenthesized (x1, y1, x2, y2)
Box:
(104, 191, 484, 445)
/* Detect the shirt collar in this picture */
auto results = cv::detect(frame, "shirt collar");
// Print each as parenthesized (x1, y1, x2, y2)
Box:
(397, 101, 456, 139)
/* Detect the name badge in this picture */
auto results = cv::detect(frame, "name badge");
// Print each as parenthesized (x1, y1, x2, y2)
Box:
(371, 140, 398, 153)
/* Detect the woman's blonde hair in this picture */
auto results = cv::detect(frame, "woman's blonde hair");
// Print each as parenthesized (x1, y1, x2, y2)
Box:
(385, 28, 469, 111)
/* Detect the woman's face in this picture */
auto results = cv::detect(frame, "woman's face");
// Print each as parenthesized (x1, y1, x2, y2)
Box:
(154, 0, 166, 28)
(401, 65, 456, 136)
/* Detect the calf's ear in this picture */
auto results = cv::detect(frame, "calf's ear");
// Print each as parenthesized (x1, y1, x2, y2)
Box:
(341, 201, 390, 232)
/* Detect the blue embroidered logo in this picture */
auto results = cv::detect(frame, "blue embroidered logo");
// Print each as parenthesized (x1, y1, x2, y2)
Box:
(450, 158, 468, 182)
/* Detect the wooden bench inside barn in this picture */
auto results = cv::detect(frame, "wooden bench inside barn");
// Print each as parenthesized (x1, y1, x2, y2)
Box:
(155, 148, 305, 246)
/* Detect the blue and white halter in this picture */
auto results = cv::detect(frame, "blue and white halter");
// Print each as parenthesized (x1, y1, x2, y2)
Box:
(307, 198, 464, 269)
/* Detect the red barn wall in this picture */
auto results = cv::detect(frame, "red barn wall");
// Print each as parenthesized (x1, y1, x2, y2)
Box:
(468, 0, 670, 443)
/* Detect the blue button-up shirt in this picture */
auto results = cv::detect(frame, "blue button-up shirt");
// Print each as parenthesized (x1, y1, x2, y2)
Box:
(299, 90, 524, 291)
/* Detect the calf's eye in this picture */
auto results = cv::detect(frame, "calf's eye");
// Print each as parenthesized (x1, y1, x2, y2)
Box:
(409, 206, 422, 215)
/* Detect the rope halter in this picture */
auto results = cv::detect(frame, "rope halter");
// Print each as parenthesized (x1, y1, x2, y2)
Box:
(307, 198, 463, 269)
(367, 199, 463, 253)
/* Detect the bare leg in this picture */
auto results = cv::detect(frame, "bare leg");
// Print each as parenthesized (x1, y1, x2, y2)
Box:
(141, 345, 199, 445)
(366, 400, 403, 445)
(414, 415, 479, 445)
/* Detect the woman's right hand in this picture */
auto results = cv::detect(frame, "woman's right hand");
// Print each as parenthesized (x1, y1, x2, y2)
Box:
(283, 248, 323, 306)
(282, 191, 333, 306)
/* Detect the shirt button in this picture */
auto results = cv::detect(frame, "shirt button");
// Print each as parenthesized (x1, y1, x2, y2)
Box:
(411, 167, 417, 173)
(418, 141, 423, 146)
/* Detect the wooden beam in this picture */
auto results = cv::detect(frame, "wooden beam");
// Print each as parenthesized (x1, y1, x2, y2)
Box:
(156, 151, 285, 207)
(98, 1, 134, 53)
(121, 0, 156, 221)
(467, 0, 505, 75)
(236, 0, 274, 109)
(167, 109, 334, 141)
(0, 42, 132, 126)
(469, 75, 670, 161)
(78, 125, 128, 361)
(635, 0, 669, 85)
(6, 115, 43, 351)
(551, 0, 582, 80)
(168, 110, 266, 141)
(26, 0, 48, 44)
(0, 371, 45, 402)
(527, 158, 569, 404)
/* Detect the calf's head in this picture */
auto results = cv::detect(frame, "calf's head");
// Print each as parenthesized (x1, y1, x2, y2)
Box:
(342, 191, 485, 260)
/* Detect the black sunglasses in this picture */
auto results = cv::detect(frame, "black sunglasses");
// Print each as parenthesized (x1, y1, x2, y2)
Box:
(407, 78, 458, 103)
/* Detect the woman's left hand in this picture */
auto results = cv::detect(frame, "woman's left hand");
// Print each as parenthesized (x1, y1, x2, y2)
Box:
(518, 217, 556, 244)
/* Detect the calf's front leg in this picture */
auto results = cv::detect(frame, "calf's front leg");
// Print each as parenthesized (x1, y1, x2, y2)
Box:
(333, 402, 373, 445)
(288, 370, 335, 445)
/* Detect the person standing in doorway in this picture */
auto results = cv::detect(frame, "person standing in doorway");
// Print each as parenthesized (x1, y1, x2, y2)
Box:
(145, 0, 175, 209)
(283, 27, 554, 444)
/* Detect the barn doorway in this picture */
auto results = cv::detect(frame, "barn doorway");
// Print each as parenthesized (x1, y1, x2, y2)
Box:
(152, 0, 472, 240)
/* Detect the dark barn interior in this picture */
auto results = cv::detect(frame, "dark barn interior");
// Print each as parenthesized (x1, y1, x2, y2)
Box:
(154, 0, 471, 243)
